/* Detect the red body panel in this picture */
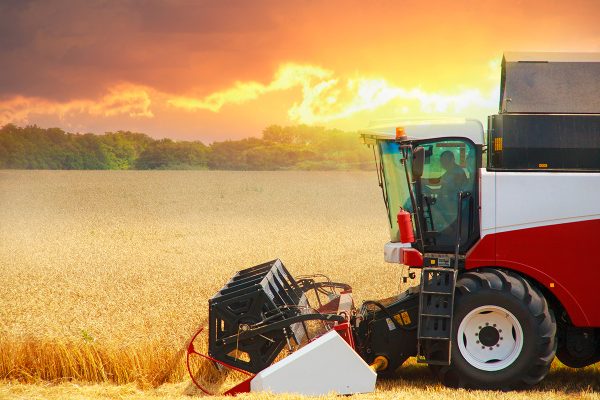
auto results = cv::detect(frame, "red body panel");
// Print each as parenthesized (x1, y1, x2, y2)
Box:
(402, 247, 424, 267)
(224, 378, 252, 396)
(466, 219, 600, 327)
(333, 322, 356, 349)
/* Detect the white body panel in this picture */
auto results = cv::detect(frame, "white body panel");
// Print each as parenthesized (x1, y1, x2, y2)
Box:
(384, 241, 412, 263)
(250, 330, 376, 395)
(480, 169, 600, 237)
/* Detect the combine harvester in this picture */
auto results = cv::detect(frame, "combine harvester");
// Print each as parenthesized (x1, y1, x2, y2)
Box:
(187, 52, 600, 393)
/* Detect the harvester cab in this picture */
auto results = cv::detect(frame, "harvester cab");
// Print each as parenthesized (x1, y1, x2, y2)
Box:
(187, 52, 600, 394)
(361, 119, 484, 261)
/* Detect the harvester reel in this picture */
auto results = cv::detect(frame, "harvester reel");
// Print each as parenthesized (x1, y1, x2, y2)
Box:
(186, 327, 253, 395)
(187, 259, 358, 395)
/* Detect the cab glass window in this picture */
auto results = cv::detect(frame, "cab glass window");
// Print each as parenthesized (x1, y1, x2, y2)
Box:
(379, 141, 412, 241)
(415, 139, 477, 250)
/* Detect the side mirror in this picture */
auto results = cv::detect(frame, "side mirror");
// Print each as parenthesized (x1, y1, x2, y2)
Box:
(412, 147, 424, 178)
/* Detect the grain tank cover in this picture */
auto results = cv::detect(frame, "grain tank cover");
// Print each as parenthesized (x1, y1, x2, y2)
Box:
(500, 52, 600, 113)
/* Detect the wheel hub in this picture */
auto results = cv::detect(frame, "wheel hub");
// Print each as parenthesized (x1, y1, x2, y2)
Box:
(457, 305, 524, 372)
(478, 325, 500, 347)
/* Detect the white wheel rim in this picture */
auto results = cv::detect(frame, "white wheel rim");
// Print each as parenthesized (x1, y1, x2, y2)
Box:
(457, 305, 523, 371)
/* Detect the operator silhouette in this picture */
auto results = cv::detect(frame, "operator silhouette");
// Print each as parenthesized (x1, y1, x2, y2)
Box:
(439, 150, 467, 198)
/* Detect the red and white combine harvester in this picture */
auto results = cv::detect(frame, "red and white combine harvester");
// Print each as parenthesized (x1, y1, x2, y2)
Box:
(187, 52, 600, 393)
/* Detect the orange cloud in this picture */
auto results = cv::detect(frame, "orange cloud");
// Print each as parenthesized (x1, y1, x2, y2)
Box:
(0, 84, 154, 126)
(167, 64, 332, 112)
(1, 61, 502, 135)
(166, 63, 500, 125)
(1, 0, 599, 140)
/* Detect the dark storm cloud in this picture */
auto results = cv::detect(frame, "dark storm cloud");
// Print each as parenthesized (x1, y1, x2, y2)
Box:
(2, 0, 599, 106)
(0, 0, 133, 99)
(136, 0, 277, 34)
(0, 1, 37, 51)
(0, 0, 283, 100)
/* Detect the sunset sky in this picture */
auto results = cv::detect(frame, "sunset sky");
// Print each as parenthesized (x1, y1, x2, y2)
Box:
(1, 0, 599, 142)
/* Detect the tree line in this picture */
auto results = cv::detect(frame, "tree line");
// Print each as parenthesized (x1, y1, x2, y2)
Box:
(0, 124, 373, 170)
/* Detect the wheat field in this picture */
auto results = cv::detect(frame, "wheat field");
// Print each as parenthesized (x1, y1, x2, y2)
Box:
(1, 170, 599, 399)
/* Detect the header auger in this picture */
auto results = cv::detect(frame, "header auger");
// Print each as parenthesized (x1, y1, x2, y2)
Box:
(187, 52, 600, 395)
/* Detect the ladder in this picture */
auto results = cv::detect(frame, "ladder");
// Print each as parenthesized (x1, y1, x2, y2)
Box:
(416, 267, 457, 365)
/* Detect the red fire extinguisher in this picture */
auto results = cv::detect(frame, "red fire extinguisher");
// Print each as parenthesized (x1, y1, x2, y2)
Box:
(397, 209, 415, 243)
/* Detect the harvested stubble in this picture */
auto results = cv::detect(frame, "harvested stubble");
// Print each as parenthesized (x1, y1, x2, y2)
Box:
(1, 170, 599, 399)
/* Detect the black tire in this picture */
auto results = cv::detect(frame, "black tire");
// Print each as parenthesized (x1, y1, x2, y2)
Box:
(435, 269, 556, 390)
(556, 346, 598, 368)
(556, 325, 599, 368)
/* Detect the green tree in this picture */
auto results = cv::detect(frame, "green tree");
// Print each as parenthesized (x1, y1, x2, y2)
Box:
(135, 139, 208, 169)
(0, 123, 371, 171)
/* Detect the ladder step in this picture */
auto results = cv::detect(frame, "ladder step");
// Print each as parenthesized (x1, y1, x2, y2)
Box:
(421, 290, 453, 295)
(417, 267, 458, 366)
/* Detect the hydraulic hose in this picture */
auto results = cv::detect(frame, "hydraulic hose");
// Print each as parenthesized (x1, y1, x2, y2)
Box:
(361, 300, 417, 331)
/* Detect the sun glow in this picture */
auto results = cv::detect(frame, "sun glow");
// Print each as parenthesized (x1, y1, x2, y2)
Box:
(167, 63, 499, 125)
(1, 63, 500, 130)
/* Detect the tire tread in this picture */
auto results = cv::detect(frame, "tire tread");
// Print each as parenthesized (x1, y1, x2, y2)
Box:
(435, 268, 556, 390)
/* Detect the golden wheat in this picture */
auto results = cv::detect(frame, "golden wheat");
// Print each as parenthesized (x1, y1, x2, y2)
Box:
(1, 170, 599, 398)
(0, 170, 396, 385)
